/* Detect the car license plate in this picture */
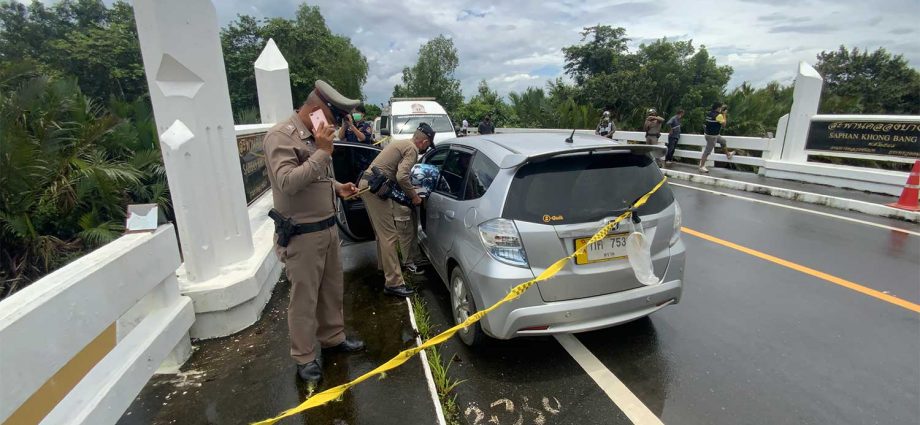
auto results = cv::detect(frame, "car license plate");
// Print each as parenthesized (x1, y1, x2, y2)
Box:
(575, 233, 629, 265)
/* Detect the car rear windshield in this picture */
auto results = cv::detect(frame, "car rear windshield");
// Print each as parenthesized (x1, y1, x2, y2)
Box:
(502, 152, 674, 225)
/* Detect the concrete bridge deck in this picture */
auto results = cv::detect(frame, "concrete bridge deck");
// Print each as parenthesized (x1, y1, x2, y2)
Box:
(117, 176, 919, 425)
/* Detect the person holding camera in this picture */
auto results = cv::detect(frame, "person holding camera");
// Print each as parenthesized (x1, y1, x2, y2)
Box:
(700, 102, 735, 173)
(358, 123, 435, 297)
(263, 80, 366, 386)
(338, 103, 374, 144)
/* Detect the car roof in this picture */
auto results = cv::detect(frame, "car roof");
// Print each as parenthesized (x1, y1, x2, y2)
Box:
(442, 132, 633, 158)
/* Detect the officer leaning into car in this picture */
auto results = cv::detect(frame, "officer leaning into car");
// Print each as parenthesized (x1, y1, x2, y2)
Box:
(263, 80, 366, 385)
(358, 123, 435, 298)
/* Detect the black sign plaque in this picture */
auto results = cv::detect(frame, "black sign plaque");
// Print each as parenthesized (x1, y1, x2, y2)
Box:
(237, 132, 270, 203)
(806, 120, 920, 158)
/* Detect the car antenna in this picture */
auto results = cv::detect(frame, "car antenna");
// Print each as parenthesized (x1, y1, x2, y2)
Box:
(565, 129, 576, 143)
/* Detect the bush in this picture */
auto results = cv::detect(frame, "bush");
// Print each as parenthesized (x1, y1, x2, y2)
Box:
(0, 66, 169, 298)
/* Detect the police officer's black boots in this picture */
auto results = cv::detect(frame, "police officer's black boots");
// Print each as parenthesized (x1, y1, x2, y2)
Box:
(324, 336, 366, 353)
(296, 351, 323, 384)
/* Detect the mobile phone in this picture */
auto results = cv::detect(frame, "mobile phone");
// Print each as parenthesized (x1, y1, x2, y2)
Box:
(308, 108, 329, 131)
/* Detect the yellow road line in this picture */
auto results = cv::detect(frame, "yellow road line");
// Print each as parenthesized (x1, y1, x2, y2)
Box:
(682, 227, 920, 314)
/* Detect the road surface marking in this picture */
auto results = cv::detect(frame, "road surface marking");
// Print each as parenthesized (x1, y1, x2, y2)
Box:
(405, 298, 448, 425)
(555, 334, 665, 425)
(670, 182, 920, 237)
(683, 227, 920, 314)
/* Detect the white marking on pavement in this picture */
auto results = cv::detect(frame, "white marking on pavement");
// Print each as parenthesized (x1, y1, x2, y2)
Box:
(405, 298, 448, 425)
(670, 182, 920, 237)
(555, 334, 665, 425)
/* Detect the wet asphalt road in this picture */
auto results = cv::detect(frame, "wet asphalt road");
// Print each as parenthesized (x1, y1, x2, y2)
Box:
(417, 181, 919, 425)
(120, 180, 918, 425)
(119, 242, 438, 425)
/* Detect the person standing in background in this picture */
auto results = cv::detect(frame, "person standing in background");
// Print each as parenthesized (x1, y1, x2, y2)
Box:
(595, 110, 616, 139)
(478, 115, 495, 135)
(461, 118, 469, 136)
(665, 109, 685, 165)
(643, 108, 665, 145)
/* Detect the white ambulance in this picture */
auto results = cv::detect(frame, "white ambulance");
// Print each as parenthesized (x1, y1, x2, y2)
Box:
(375, 97, 456, 147)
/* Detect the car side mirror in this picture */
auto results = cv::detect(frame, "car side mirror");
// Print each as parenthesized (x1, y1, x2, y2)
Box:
(380, 128, 391, 136)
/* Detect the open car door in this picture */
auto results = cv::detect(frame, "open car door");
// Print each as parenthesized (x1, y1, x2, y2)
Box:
(331, 141, 381, 241)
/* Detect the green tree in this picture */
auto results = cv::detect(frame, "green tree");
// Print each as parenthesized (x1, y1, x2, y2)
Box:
(0, 0, 147, 101)
(722, 81, 793, 137)
(561, 26, 732, 131)
(393, 35, 464, 117)
(562, 25, 630, 86)
(364, 103, 382, 120)
(0, 67, 168, 297)
(508, 87, 551, 128)
(456, 79, 517, 127)
(222, 5, 369, 117)
(815, 46, 920, 114)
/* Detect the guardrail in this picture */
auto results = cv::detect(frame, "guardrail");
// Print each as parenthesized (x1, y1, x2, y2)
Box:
(495, 128, 772, 167)
(0, 225, 194, 424)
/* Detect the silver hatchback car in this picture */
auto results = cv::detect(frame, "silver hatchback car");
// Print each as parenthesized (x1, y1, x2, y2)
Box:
(415, 132, 686, 346)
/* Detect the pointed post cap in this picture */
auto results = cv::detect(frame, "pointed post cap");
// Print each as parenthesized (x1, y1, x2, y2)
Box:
(255, 38, 288, 72)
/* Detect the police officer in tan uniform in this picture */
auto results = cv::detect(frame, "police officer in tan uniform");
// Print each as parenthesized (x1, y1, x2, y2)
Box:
(359, 123, 435, 297)
(264, 80, 365, 385)
(394, 202, 426, 275)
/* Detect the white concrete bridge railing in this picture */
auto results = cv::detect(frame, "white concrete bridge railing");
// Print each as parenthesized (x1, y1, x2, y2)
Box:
(0, 225, 194, 424)
(496, 128, 772, 167)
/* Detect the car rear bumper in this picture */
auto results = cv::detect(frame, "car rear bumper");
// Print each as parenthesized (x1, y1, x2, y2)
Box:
(476, 238, 686, 340)
(496, 279, 682, 339)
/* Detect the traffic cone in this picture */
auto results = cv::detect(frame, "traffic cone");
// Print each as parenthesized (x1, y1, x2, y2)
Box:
(888, 160, 920, 211)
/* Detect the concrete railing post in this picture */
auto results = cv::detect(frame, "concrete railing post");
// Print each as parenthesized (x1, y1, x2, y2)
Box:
(133, 0, 253, 283)
(779, 61, 823, 162)
(255, 38, 294, 124)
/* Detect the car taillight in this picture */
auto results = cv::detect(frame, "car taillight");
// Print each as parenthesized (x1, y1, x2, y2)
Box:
(478, 218, 529, 268)
(670, 202, 682, 247)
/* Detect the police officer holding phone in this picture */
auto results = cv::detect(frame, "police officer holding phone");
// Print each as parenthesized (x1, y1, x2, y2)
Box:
(264, 80, 365, 386)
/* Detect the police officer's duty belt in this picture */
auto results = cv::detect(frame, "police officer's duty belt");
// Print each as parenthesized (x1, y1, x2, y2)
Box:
(268, 208, 335, 247)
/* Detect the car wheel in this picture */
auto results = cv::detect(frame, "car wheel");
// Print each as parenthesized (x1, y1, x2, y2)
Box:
(450, 267, 485, 347)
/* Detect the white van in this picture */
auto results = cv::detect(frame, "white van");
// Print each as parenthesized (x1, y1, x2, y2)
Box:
(377, 98, 456, 147)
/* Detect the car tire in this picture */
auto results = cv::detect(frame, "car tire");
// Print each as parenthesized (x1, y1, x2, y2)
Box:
(450, 266, 485, 347)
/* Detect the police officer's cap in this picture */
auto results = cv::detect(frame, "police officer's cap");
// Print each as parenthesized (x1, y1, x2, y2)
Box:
(314, 80, 360, 117)
(417, 122, 436, 144)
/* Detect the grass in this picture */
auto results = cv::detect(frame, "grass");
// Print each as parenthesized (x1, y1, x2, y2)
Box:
(411, 295, 464, 425)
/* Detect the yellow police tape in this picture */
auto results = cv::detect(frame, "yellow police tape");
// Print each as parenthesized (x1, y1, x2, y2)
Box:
(253, 176, 669, 425)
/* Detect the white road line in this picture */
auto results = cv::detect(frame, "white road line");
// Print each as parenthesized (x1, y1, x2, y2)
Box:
(405, 298, 448, 425)
(670, 182, 920, 237)
(555, 334, 665, 425)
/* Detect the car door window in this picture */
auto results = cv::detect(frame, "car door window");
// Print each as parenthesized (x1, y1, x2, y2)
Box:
(435, 150, 472, 199)
(464, 153, 499, 200)
(423, 146, 450, 167)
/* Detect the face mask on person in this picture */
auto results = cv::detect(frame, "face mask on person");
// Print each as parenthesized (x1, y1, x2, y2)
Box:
(352, 113, 363, 121)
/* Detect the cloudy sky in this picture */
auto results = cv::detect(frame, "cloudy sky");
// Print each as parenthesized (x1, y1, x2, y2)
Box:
(167, 1, 919, 104)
